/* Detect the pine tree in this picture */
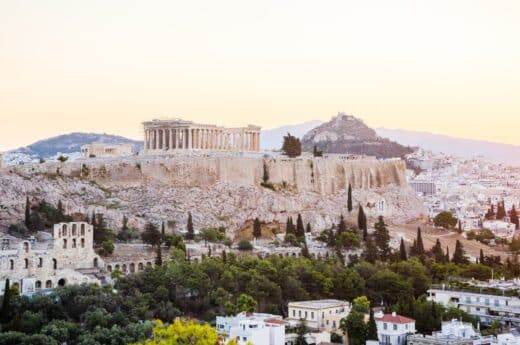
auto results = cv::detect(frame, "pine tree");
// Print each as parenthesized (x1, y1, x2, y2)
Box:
(364, 238, 378, 264)
(24, 197, 31, 229)
(366, 309, 378, 341)
(399, 238, 407, 261)
(452, 240, 469, 265)
(347, 184, 353, 213)
(415, 227, 425, 256)
(431, 239, 445, 263)
(510, 205, 519, 230)
(281, 133, 302, 158)
(253, 217, 262, 239)
(296, 214, 305, 238)
(305, 222, 312, 233)
(186, 212, 194, 240)
(480, 249, 486, 266)
(374, 216, 391, 261)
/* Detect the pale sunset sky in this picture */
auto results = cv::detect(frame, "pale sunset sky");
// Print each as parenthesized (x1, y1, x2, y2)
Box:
(1, 0, 519, 150)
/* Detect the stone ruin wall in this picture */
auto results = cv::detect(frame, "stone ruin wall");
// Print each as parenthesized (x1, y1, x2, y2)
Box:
(10, 156, 407, 194)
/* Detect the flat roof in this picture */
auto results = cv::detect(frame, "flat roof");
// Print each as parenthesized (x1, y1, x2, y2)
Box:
(288, 299, 349, 309)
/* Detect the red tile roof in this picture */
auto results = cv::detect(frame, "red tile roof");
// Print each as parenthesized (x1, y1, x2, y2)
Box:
(375, 314, 415, 324)
(264, 318, 288, 325)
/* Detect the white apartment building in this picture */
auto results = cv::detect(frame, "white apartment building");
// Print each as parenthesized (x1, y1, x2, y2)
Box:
(428, 288, 520, 327)
(374, 311, 416, 345)
(216, 312, 286, 345)
(287, 299, 351, 333)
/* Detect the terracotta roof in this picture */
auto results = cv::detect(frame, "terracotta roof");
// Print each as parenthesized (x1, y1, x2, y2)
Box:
(264, 318, 288, 325)
(375, 314, 415, 324)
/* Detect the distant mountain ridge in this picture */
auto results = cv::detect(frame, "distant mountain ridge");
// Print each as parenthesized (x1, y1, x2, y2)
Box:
(261, 120, 323, 150)
(375, 128, 520, 165)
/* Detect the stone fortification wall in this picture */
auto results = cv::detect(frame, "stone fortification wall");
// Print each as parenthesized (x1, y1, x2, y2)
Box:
(11, 156, 406, 194)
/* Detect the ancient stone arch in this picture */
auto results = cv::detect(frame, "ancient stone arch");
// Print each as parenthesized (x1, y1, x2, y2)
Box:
(72, 224, 77, 236)
(58, 278, 66, 287)
(106, 265, 112, 272)
(52, 258, 57, 269)
(129, 263, 135, 273)
(35, 281, 42, 289)
(81, 224, 85, 236)
(138, 262, 144, 270)
(93, 258, 99, 268)
(45, 280, 52, 288)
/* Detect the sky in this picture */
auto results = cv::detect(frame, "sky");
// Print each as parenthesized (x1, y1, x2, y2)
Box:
(1, 0, 519, 151)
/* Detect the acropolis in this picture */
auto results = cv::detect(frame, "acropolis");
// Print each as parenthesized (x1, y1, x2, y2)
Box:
(142, 119, 261, 153)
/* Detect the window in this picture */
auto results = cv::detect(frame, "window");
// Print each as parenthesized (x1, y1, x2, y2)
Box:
(63, 239, 67, 249)
(81, 238, 85, 248)
(311, 312, 314, 319)
(384, 323, 388, 330)
(9, 259, 14, 270)
(293, 310, 295, 317)
(62, 225, 67, 236)
(72, 239, 76, 248)
(305, 311, 308, 318)
(81, 224, 85, 236)
(35, 281, 42, 289)
(23, 242, 29, 253)
(52, 258, 57, 269)
(333, 321, 336, 329)
(299, 310, 301, 317)
(393, 324, 397, 331)
(72, 224, 77, 236)
(46, 280, 52, 288)
(38, 258, 43, 267)
(24, 258, 28, 268)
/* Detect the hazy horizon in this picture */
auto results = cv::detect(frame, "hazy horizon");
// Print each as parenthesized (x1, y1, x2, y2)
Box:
(1, 0, 520, 151)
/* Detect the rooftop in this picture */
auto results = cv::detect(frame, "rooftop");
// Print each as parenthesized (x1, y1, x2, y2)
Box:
(288, 299, 350, 309)
(375, 312, 415, 324)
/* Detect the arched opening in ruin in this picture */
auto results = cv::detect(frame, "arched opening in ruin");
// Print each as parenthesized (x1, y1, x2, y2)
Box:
(130, 263, 135, 273)
(81, 239, 85, 248)
(58, 279, 66, 287)
(72, 224, 77, 236)
(9, 259, 14, 270)
(38, 257, 43, 267)
(63, 239, 67, 249)
(52, 258, 57, 270)
(138, 263, 144, 270)
(23, 242, 29, 253)
(72, 239, 77, 248)
(62, 224, 67, 236)
(115, 264, 120, 271)
(24, 258, 29, 269)
(146, 262, 152, 267)
(81, 224, 85, 236)
(45, 280, 52, 288)
(122, 264, 127, 273)
(35, 281, 42, 289)
(93, 258, 99, 268)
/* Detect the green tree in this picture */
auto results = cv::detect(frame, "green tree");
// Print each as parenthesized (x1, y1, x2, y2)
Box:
(452, 240, 469, 265)
(0, 279, 12, 323)
(433, 211, 458, 229)
(358, 205, 368, 240)
(399, 238, 407, 261)
(510, 205, 519, 230)
(366, 309, 378, 341)
(364, 238, 378, 264)
(281, 133, 302, 158)
(186, 212, 194, 240)
(253, 218, 262, 239)
(237, 294, 257, 313)
(296, 214, 305, 238)
(141, 222, 162, 247)
(101, 240, 115, 256)
(237, 240, 253, 251)
(130, 319, 218, 345)
(294, 319, 309, 345)
(374, 216, 390, 261)
(347, 184, 353, 212)
(431, 239, 445, 263)
(337, 215, 347, 236)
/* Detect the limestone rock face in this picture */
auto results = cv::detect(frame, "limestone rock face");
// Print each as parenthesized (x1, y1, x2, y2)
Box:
(302, 113, 414, 158)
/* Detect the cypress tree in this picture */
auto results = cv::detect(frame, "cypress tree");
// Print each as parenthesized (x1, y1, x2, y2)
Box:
(445, 246, 450, 263)
(347, 184, 353, 213)
(366, 309, 378, 340)
(497, 201, 507, 220)
(337, 214, 347, 235)
(57, 199, 65, 221)
(416, 227, 425, 256)
(24, 197, 31, 229)
(452, 240, 468, 265)
(432, 239, 444, 263)
(374, 216, 390, 261)
(186, 212, 194, 240)
(253, 217, 262, 239)
(364, 238, 378, 264)
(458, 220, 462, 233)
(358, 205, 368, 240)
(399, 238, 407, 261)
(155, 245, 163, 266)
(296, 214, 305, 238)
(305, 222, 312, 233)
(161, 222, 165, 243)
(0, 279, 11, 323)
(480, 249, 486, 266)
(286, 217, 295, 235)
(510, 205, 519, 230)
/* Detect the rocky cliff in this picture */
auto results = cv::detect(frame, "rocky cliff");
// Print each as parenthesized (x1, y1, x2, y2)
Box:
(302, 113, 414, 159)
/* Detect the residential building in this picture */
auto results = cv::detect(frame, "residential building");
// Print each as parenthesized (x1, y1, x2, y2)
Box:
(428, 288, 520, 327)
(216, 312, 286, 345)
(287, 299, 351, 333)
(374, 311, 416, 345)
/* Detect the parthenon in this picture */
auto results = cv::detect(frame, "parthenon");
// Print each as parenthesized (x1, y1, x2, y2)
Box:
(142, 119, 261, 152)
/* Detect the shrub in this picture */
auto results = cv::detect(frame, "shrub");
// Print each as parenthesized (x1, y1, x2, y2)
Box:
(237, 240, 253, 251)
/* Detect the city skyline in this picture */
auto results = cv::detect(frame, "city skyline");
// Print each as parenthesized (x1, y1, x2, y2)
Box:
(1, 0, 520, 151)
